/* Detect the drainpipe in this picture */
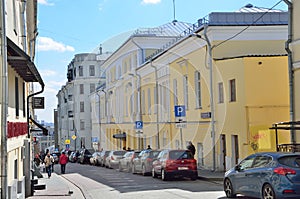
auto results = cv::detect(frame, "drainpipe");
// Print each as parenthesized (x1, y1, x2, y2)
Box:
(150, 60, 160, 149)
(0, 0, 8, 197)
(203, 24, 216, 171)
(283, 0, 295, 143)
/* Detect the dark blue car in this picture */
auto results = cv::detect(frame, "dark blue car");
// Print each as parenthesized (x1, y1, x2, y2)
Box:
(224, 152, 300, 199)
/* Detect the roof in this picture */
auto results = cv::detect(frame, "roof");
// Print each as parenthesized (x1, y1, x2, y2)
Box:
(132, 21, 192, 37)
(236, 4, 285, 13)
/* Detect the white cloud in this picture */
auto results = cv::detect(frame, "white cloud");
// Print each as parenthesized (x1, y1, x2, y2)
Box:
(37, 0, 54, 6)
(39, 69, 57, 77)
(37, 37, 75, 52)
(142, 0, 161, 4)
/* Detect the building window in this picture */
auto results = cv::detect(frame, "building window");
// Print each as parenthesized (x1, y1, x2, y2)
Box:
(229, 79, 236, 102)
(79, 66, 83, 76)
(80, 120, 85, 130)
(195, 71, 201, 108)
(218, 82, 224, 103)
(183, 75, 189, 109)
(147, 88, 151, 114)
(173, 79, 178, 106)
(90, 83, 95, 93)
(89, 65, 95, 76)
(80, 101, 84, 112)
(142, 90, 145, 114)
(15, 77, 19, 117)
(154, 86, 157, 114)
(79, 84, 84, 94)
(23, 82, 26, 117)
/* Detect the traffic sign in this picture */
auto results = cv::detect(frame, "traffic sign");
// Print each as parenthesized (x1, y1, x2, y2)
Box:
(65, 139, 70, 144)
(72, 135, 77, 140)
(175, 105, 186, 117)
(135, 121, 143, 129)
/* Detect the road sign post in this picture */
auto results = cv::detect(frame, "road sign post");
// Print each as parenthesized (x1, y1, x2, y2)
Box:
(174, 106, 186, 149)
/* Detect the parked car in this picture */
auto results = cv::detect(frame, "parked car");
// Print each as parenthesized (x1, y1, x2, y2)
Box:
(90, 152, 102, 165)
(69, 151, 80, 163)
(132, 149, 161, 175)
(105, 150, 127, 169)
(224, 152, 300, 199)
(152, 149, 198, 181)
(119, 151, 140, 172)
(51, 153, 59, 164)
(99, 150, 111, 167)
(78, 149, 93, 164)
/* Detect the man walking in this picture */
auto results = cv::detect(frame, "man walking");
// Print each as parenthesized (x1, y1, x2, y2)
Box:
(44, 153, 54, 178)
(59, 151, 68, 174)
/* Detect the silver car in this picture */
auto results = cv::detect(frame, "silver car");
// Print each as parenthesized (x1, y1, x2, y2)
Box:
(105, 150, 127, 169)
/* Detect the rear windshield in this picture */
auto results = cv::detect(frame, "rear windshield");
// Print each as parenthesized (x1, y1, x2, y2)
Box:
(149, 151, 161, 158)
(105, 151, 110, 156)
(169, 151, 193, 160)
(278, 155, 300, 168)
(114, 151, 126, 156)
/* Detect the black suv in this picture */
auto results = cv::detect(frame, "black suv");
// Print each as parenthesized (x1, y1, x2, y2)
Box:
(78, 149, 93, 164)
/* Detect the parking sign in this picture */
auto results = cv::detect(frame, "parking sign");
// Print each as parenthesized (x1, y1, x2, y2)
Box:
(135, 121, 143, 129)
(174, 105, 186, 117)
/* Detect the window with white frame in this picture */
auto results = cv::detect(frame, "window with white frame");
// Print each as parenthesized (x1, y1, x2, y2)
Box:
(80, 101, 84, 112)
(183, 75, 189, 109)
(90, 83, 95, 94)
(79, 84, 84, 94)
(229, 79, 236, 102)
(142, 90, 145, 114)
(89, 65, 95, 76)
(218, 82, 224, 103)
(195, 71, 202, 108)
(147, 88, 151, 114)
(80, 120, 85, 130)
(173, 79, 178, 106)
(79, 66, 83, 76)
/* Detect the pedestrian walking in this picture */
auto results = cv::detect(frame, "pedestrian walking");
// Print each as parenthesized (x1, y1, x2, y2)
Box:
(44, 153, 54, 178)
(187, 141, 196, 158)
(59, 151, 68, 174)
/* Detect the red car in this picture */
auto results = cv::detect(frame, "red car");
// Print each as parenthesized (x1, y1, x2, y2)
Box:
(152, 149, 198, 181)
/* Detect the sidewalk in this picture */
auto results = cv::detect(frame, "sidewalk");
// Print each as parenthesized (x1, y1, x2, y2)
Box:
(26, 169, 224, 199)
(26, 173, 85, 199)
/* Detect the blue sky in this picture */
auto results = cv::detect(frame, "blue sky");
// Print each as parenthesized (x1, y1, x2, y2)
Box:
(35, 0, 287, 123)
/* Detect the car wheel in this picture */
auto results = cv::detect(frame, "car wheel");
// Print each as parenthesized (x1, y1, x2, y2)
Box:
(191, 173, 198, 181)
(142, 165, 147, 176)
(262, 184, 276, 199)
(152, 168, 157, 178)
(224, 178, 236, 198)
(161, 169, 169, 181)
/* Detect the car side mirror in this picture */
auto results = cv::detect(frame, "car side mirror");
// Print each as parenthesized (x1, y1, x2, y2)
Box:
(235, 165, 241, 171)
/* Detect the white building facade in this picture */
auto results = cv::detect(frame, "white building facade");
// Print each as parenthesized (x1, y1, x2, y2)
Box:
(57, 53, 107, 151)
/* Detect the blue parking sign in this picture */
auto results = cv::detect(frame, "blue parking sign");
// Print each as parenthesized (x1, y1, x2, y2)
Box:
(175, 105, 186, 117)
(135, 121, 143, 129)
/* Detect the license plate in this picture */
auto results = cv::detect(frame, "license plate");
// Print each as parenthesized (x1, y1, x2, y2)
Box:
(178, 167, 188, 170)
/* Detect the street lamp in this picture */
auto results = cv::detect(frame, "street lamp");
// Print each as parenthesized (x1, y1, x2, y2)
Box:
(193, 26, 216, 171)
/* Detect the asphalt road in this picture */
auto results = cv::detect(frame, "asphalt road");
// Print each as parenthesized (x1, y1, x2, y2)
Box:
(53, 163, 253, 199)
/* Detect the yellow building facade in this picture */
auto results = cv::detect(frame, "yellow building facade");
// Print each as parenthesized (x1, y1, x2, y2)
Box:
(101, 9, 292, 171)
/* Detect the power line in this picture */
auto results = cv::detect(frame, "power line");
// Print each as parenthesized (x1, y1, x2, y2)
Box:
(213, 0, 284, 49)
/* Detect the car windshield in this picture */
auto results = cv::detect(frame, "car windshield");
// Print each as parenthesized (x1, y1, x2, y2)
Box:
(169, 151, 193, 160)
(278, 155, 300, 168)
